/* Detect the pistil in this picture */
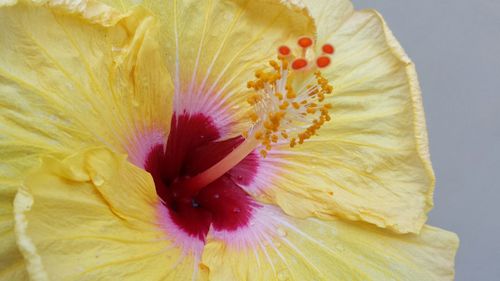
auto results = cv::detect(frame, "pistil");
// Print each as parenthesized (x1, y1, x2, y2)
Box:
(173, 136, 260, 197)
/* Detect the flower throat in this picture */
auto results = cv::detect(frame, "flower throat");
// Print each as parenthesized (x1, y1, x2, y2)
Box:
(145, 37, 335, 240)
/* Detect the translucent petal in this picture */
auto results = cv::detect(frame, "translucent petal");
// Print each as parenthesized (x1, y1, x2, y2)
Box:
(202, 205, 459, 281)
(14, 148, 198, 281)
(258, 8, 435, 233)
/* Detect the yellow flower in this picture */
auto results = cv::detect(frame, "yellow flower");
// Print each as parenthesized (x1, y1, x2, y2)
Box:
(0, 0, 458, 280)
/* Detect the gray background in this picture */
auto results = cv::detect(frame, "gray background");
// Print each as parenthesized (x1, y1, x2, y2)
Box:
(351, 1, 500, 280)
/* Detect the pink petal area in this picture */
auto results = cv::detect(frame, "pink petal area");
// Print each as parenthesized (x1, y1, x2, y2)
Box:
(175, 89, 236, 139)
(208, 204, 282, 251)
(234, 150, 282, 196)
(126, 127, 166, 169)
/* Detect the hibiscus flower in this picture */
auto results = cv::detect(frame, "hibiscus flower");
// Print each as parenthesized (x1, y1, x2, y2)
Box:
(0, 0, 458, 280)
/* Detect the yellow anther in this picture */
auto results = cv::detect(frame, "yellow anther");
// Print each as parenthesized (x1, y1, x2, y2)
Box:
(255, 131, 263, 140)
(269, 60, 280, 71)
(281, 131, 288, 139)
(292, 102, 300, 109)
(249, 111, 259, 122)
(306, 107, 316, 114)
(275, 92, 283, 100)
(261, 73, 269, 83)
(271, 135, 279, 143)
(290, 138, 297, 148)
(268, 111, 285, 125)
(279, 101, 289, 110)
(247, 94, 261, 105)
(264, 121, 274, 131)
(260, 150, 268, 158)
(286, 90, 296, 99)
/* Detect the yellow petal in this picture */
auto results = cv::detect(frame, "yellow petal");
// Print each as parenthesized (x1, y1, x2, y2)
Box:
(301, 0, 354, 39)
(202, 205, 458, 281)
(259, 6, 434, 233)
(138, 0, 313, 135)
(0, 181, 28, 280)
(0, 0, 16, 7)
(0, 1, 172, 179)
(14, 147, 199, 281)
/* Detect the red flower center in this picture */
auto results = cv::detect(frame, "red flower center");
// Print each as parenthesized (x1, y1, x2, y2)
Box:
(145, 113, 259, 240)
